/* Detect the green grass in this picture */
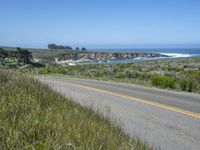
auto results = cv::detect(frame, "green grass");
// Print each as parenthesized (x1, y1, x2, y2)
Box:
(0, 68, 150, 150)
(31, 49, 74, 60)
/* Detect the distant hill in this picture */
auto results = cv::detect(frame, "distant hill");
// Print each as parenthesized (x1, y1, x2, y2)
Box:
(0, 46, 76, 60)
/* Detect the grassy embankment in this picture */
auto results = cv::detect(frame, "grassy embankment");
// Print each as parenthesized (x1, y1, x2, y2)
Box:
(36, 57, 200, 93)
(0, 68, 150, 149)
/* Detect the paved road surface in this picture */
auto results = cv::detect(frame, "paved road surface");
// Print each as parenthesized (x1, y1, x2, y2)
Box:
(39, 77, 200, 150)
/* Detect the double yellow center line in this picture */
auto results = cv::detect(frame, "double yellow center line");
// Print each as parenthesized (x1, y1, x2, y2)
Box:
(48, 80, 200, 119)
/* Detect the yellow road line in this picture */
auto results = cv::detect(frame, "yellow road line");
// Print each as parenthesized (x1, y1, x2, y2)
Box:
(48, 80, 200, 119)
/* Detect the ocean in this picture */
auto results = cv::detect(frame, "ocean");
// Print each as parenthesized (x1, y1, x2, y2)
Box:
(100, 48, 200, 57)
(80, 48, 200, 65)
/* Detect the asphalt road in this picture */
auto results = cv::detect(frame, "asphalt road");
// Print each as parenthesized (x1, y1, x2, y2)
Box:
(39, 77, 200, 150)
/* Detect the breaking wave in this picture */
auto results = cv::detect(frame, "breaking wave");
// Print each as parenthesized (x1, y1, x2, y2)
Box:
(160, 53, 193, 58)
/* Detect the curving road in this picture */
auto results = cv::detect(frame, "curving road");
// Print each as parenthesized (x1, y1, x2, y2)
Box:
(39, 76, 200, 150)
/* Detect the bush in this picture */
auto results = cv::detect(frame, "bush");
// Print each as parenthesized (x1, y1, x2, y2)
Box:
(168, 66, 184, 72)
(179, 79, 187, 91)
(179, 77, 198, 92)
(125, 70, 139, 79)
(139, 72, 151, 80)
(151, 74, 176, 89)
(31, 62, 45, 68)
(39, 66, 51, 74)
(187, 78, 197, 92)
(115, 72, 127, 79)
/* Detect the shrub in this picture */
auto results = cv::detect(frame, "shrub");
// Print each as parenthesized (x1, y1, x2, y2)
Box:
(58, 66, 67, 74)
(39, 66, 51, 74)
(187, 77, 198, 92)
(179, 79, 187, 91)
(95, 71, 104, 79)
(151, 74, 176, 89)
(125, 70, 140, 79)
(103, 67, 114, 77)
(179, 76, 198, 92)
(115, 72, 127, 79)
(139, 72, 151, 80)
(168, 66, 184, 72)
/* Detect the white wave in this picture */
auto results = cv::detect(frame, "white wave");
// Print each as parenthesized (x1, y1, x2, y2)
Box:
(160, 53, 192, 58)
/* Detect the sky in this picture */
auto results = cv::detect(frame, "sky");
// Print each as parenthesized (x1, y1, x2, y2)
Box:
(0, 0, 200, 49)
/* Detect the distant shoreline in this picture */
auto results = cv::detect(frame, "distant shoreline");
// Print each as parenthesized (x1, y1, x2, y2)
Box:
(1, 45, 200, 66)
(78, 54, 200, 65)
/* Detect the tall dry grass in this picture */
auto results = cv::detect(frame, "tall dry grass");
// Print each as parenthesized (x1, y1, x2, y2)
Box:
(0, 68, 150, 150)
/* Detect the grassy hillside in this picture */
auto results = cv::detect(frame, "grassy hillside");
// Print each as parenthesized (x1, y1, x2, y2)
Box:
(0, 46, 96, 61)
(0, 68, 150, 149)
(0, 46, 75, 60)
(36, 57, 200, 93)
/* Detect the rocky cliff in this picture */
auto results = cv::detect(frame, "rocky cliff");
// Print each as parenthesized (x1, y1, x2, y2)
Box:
(57, 52, 167, 61)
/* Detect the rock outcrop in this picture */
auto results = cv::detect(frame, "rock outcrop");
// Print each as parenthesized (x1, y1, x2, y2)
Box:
(57, 52, 167, 61)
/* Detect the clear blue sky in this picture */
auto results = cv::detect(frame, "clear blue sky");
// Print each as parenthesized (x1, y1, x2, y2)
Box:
(1, 0, 200, 48)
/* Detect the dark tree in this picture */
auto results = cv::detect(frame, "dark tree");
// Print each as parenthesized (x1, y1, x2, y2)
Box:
(76, 47, 80, 50)
(8, 50, 17, 58)
(0, 48, 8, 65)
(81, 47, 87, 51)
(0, 48, 8, 58)
(16, 48, 33, 64)
(48, 44, 72, 50)
(64, 46, 73, 50)
(48, 44, 57, 49)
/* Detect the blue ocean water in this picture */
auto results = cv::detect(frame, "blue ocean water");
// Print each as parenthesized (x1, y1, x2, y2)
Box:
(99, 48, 200, 55)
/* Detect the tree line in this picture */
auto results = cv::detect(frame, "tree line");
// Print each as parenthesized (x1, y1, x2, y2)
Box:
(48, 44, 73, 50)
(48, 43, 87, 51)
(0, 47, 33, 65)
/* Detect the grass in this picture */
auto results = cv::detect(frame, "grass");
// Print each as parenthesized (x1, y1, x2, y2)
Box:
(0, 67, 150, 150)
(31, 49, 74, 60)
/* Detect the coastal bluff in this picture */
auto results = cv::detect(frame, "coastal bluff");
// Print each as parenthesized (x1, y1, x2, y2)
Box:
(56, 52, 168, 61)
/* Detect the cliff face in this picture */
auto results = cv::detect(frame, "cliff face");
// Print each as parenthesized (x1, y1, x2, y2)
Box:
(57, 52, 167, 61)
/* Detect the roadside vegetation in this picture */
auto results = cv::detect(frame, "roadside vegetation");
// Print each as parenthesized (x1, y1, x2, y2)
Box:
(36, 57, 200, 93)
(0, 68, 150, 149)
